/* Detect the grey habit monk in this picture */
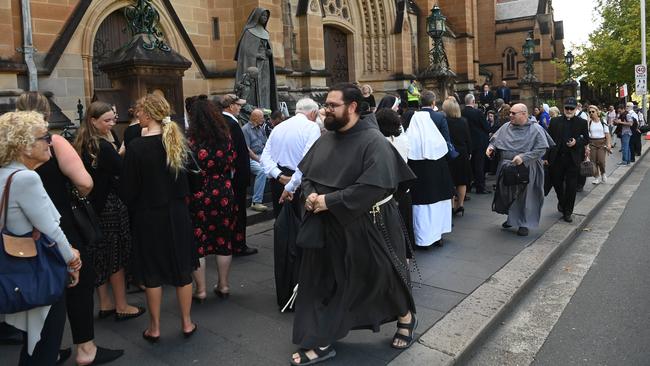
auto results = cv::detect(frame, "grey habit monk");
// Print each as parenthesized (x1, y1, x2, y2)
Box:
(289, 84, 417, 365)
(234, 8, 278, 111)
(487, 103, 553, 236)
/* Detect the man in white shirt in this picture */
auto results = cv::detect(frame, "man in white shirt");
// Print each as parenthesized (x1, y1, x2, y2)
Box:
(260, 98, 321, 216)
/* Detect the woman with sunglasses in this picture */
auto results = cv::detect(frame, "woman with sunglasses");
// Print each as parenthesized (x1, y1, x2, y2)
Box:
(0, 111, 82, 365)
(18, 92, 124, 365)
(587, 106, 611, 184)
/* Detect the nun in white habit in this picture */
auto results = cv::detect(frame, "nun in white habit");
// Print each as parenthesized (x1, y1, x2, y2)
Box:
(405, 111, 454, 248)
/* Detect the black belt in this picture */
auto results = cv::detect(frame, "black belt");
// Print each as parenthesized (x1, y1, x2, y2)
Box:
(277, 164, 295, 176)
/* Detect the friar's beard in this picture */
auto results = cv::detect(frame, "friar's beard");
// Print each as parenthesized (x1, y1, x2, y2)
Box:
(324, 109, 349, 131)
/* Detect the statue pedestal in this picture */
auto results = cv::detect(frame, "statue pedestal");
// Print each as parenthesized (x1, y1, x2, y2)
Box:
(518, 79, 540, 112)
(99, 34, 191, 123)
(562, 79, 578, 102)
(418, 69, 457, 102)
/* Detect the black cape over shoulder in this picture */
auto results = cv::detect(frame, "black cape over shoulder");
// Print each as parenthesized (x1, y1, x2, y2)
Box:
(298, 112, 415, 190)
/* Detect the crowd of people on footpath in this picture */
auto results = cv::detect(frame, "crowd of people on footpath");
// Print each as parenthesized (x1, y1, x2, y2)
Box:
(0, 79, 646, 365)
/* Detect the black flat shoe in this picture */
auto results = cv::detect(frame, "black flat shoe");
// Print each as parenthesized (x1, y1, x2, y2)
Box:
(78, 346, 125, 366)
(563, 214, 573, 223)
(56, 347, 71, 365)
(233, 246, 258, 257)
(142, 330, 159, 344)
(115, 306, 146, 322)
(97, 309, 116, 319)
(183, 323, 198, 338)
(502, 221, 512, 228)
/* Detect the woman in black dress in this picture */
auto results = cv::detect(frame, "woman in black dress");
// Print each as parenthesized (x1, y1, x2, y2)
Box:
(187, 98, 237, 301)
(121, 94, 198, 341)
(442, 98, 472, 216)
(19, 92, 124, 365)
(73, 101, 144, 321)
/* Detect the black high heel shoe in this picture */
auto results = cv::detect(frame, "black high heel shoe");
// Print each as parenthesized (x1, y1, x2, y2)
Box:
(453, 207, 465, 216)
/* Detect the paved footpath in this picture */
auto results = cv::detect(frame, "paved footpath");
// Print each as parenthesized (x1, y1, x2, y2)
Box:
(0, 148, 639, 365)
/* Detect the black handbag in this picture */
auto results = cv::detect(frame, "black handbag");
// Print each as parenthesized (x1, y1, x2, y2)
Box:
(70, 187, 103, 247)
(0, 170, 68, 313)
(186, 150, 203, 193)
(502, 163, 529, 186)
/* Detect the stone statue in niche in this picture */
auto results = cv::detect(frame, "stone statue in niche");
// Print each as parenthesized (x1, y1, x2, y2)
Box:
(234, 8, 278, 112)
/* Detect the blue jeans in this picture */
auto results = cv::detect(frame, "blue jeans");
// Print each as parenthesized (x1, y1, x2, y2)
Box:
(621, 134, 631, 163)
(250, 159, 266, 203)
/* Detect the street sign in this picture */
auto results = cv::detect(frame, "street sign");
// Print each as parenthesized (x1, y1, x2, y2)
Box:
(635, 64, 647, 94)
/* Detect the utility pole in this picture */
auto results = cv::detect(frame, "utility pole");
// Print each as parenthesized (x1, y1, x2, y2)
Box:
(642, 0, 647, 120)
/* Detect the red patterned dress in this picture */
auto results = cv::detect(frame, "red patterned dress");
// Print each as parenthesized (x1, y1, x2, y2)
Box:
(189, 137, 238, 256)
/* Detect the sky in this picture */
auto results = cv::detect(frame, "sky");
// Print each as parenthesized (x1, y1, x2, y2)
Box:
(552, 0, 600, 50)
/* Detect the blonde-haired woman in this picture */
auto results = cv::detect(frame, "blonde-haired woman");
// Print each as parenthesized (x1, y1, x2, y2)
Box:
(549, 106, 561, 119)
(587, 105, 612, 184)
(361, 84, 376, 112)
(0, 111, 81, 365)
(121, 94, 198, 342)
(73, 101, 144, 322)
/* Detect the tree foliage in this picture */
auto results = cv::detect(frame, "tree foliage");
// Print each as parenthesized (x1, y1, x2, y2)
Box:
(575, 0, 649, 90)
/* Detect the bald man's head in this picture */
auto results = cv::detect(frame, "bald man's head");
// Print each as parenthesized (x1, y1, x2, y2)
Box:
(510, 103, 529, 125)
(250, 108, 264, 126)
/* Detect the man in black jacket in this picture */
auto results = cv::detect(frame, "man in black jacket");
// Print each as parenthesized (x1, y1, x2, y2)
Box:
(462, 93, 491, 194)
(218, 94, 258, 256)
(547, 97, 590, 223)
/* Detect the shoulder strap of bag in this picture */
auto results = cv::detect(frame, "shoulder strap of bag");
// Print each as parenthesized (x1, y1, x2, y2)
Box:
(1, 170, 23, 229)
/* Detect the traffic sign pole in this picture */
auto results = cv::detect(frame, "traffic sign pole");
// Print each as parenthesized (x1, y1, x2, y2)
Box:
(642, 0, 647, 120)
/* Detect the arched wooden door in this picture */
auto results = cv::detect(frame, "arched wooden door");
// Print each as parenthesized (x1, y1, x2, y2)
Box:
(92, 10, 130, 89)
(323, 26, 350, 86)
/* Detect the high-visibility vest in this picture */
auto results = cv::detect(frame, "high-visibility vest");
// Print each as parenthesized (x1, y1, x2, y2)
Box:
(407, 83, 420, 102)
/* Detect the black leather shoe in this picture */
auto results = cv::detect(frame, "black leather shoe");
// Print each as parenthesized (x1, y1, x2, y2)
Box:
(563, 214, 573, 223)
(517, 227, 529, 236)
(233, 246, 258, 257)
(56, 348, 71, 365)
(502, 221, 512, 229)
(83, 346, 125, 365)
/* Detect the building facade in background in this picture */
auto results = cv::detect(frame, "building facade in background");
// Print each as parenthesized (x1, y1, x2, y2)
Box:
(0, 0, 564, 121)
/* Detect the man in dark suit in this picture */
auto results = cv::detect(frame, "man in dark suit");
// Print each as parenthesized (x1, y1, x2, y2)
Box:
(462, 93, 491, 194)
(496, 80, 511, 105)
(218, 94, 258, 256)
(547, 97, 590, 223)
(479, 83, 495, 111)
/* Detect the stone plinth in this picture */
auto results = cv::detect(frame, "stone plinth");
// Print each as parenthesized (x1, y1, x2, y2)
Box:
(518, 80, 540, 111)
(562, 79, 578, 101)
(98, 34, 192, 122)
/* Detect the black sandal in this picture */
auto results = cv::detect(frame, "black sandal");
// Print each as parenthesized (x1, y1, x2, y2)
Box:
(391, 314, 418, 349)
(290, 346, 336, 365)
